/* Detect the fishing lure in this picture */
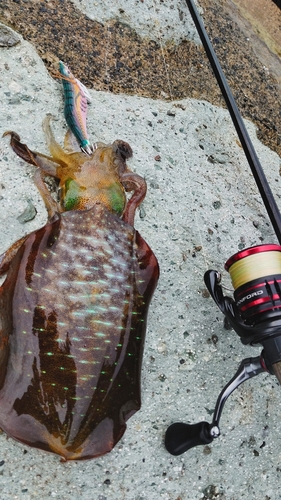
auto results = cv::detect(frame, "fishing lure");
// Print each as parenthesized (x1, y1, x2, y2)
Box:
(58, 61, 93, 155)
(1, 107, 159, 459)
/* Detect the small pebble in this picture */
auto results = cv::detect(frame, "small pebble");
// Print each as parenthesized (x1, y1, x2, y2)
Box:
(17, 200, 37, 224)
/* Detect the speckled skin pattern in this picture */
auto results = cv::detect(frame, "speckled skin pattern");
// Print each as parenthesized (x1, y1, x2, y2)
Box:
(0, 120, 159, 460)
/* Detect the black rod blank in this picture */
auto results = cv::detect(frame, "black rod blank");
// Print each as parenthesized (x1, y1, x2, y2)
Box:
(186, 0, 281, 244)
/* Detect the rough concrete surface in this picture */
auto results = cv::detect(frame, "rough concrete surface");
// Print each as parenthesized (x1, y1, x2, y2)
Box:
(71, 0, 202, 42)
(0, 1, 281, 500)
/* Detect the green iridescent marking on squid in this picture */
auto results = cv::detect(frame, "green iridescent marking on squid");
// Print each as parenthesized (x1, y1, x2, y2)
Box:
(107, 183, 126, 215)
(111, 258, 127, 267)
(95, 332, 105, 338)
(93, 320, 113, 327)
(68, 293, 87, 300)
(75, 281, 93, 286)
(46, 269, 56, 274)
(84, 307, 96, 314)
(63, 178, 83, 211)
(98, 279, 107, 285)
(109, 306, 119, 312)
(104, 272, 118, 279)
(56, 338, 65, 344)
(96, 306, 107, 312)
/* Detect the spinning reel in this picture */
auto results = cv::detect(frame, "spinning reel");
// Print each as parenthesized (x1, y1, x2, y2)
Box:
(165, 1, 281, 456)
(165, 244, 281, 455)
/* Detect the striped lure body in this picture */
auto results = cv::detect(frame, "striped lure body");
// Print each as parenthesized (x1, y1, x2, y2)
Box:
(1, 113, 159, 460)
(59, 61, 93, 154)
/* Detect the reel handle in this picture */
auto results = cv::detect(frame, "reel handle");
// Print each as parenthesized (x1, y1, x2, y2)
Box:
(165, 355, 265, 455)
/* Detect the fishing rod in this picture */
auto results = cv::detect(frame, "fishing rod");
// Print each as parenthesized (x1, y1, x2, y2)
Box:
(165, 0, 281, 456)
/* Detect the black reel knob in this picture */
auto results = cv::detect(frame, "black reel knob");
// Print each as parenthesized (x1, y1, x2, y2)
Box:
(165, 421, 215, 456)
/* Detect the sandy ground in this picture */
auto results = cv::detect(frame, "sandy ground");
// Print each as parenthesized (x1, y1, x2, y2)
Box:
(0, 1, 281, 499)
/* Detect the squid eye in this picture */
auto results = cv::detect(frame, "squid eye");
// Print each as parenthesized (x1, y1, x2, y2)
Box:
(114, 140, 133, 161)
